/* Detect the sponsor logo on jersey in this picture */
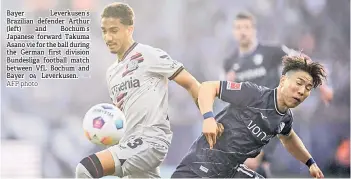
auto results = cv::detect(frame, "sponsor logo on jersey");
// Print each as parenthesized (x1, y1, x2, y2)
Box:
(233, 63, 240, 71)
(247, 120, 274, 142)
(226, 81, 242, 90)
(111, 77, 140, 96)
(253, 54, 263, 65)
(236, 66, 267, 81)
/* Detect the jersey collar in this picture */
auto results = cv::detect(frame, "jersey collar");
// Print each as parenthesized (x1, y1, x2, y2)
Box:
(120, 42, 138, 62)
(274, 88, 286, 116)
(239, 39, 259, 57)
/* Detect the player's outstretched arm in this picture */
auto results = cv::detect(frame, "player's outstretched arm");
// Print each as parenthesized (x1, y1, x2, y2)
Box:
(278, 129, 324, 178)
(198, 81, 220, 114)
(198, 81, 221, 149)
(173, 69, 201, 108)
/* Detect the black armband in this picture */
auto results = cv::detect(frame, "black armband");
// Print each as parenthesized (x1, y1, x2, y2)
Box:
(305, 158, 316, 168)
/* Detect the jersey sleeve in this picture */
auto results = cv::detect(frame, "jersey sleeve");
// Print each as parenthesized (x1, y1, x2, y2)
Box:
(219, 81, 263, 106)
(146, 48, 184, 80)
(280, 111, 294, 136)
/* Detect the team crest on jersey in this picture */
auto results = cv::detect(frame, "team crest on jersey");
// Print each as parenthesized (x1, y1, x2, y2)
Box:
(277, 122, 285, 133)
(232, 63, 240, 71)
(253, 54, 263, 65)
(122, 53, 144, 77)
(226, 81, 242, 90)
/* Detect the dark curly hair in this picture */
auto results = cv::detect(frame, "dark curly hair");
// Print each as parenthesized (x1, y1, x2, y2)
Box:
(282, 55, 327, 88)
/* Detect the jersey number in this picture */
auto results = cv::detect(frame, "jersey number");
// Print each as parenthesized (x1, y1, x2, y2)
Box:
(127, 138, 143, 149)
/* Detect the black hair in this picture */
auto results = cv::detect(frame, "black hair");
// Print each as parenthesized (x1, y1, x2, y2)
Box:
(101, 3, 134, 26)
(282, 55, 327, 88)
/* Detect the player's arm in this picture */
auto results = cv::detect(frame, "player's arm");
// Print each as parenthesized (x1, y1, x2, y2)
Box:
(198, 81, 261, 115)
(199, 81, 261, 148)
(278, 130, 324, 178)
(172, 69, 200, 107)
(197, 81, 220, 115)
(198, 81, 222, 149)
(278, 129, 313, 166)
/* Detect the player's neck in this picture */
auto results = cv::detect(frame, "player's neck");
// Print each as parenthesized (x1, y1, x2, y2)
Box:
(239, 40, 258, 55)
(117, 39, 135, 61)
(276, 87, 288, 113)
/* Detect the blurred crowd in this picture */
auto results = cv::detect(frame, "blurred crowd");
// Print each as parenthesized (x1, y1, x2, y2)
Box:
(1, 0, 350, 178)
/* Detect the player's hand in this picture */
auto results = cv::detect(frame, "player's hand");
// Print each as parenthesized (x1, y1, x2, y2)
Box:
(309, 163, 324, 178)
(216, 123, 224, 138)
(320, 85, 333, 105)
(203, 118, 218, 149)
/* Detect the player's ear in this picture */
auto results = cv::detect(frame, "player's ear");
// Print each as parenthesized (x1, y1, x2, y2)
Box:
(127, 25, 134, 36)
(279, 75, 287, 87)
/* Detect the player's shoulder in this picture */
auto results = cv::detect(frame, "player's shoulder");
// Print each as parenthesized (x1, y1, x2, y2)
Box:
(135, 43, 169, 58)
(242, 81, 270, 93)
(133, 43, 172, 64)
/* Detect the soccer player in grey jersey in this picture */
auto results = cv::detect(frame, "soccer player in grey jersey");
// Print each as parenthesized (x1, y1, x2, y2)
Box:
(172, 55, 326, 178)
(75, 2, 200, 178)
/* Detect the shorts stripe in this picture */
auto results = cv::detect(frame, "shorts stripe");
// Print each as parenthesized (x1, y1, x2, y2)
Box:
(87, 156, 99, 177)
(237, 164, 254, 177)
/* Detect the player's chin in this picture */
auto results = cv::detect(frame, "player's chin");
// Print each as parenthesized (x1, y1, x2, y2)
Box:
(286, 101, 300, 108)
(239, 40, 250, 47)
(109, 49, 118, 54)
(108, 47, 119, 54)
(107, 45, 120, 54)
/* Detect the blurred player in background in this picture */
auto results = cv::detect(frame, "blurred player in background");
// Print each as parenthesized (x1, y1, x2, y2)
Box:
(75, 2, 200, 178)
(222, 12, 333, 177)
(172, 55, 326, 178)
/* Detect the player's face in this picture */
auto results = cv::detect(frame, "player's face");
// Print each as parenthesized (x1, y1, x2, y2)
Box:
(233, 19, 256, 46)
(280, 70, 313, 108)
(101, 17, 133, 54)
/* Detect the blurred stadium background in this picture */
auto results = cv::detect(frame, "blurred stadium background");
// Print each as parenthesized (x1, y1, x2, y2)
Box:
(1, 0, 350, 178)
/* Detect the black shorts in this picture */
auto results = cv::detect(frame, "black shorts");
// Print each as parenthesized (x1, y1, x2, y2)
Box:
(171, 163, 265, 178)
